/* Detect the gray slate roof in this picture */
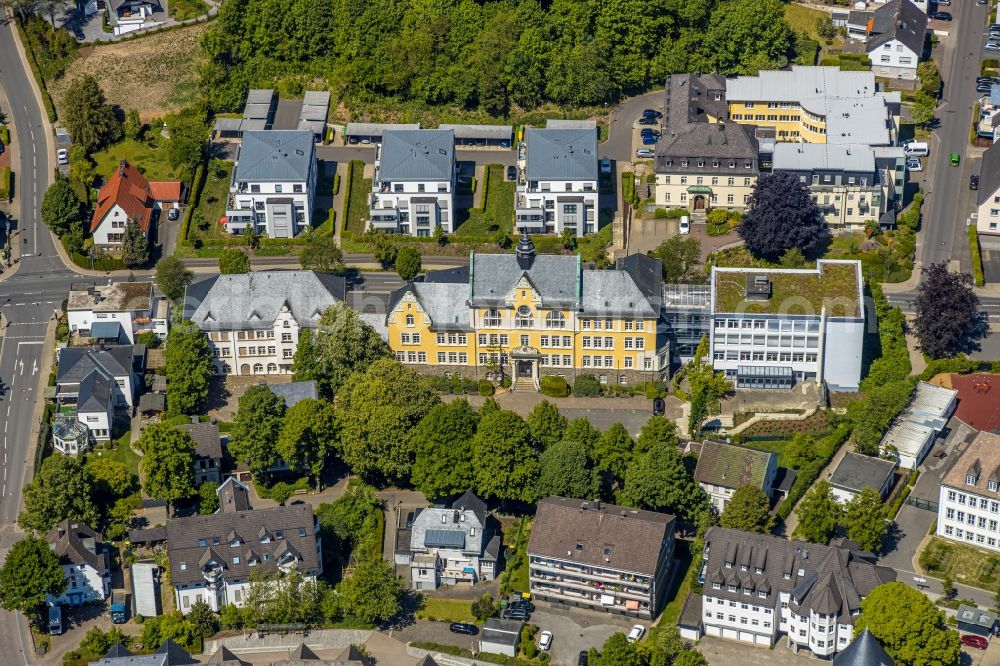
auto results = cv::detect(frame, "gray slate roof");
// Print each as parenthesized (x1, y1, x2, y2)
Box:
(471, 253, 580, 307)
(528, 497, 675, 576)
(773, 143, 876, 174)
(386, 282, 470, 331)
(47, 520, 108, 573)
(185, 271, 345, 330)
(829, 452, 896, 495)
(57, 346, 137, 382)
(78, 371, 114, 413)
(525, 128, 597, 181)
(867, 0, 927, 56)
(410, 492, 490, 557)
(702, 527, 896, 625)
(694, 440, 776, 491)
(177, 421, 223, 462)
(834, 628, 895, 665)
(978, 143, 1000, 205)
(378, 129, 454, 182)
(234, 131, 314, 183)
(268, 381, 319, 408)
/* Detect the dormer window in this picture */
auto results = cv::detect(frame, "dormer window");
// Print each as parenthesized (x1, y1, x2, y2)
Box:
(990, 480, 999, 492)
(728, 584, 737, 592)
(968, 474, 979, 486)
(743, 587, 752, 595)
(198, 539, 207, 547)
(713, 582, 721, 590)
(755, 567, 763, 574)
(759, 591, 767, 598)
(797, 568, 805, 576)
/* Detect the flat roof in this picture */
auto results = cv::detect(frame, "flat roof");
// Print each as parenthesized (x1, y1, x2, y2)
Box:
(712, 260, 863, 318)
(439, 124, 513, 140)
(68, 282, 153, 312)
(545, 119, 597, 129)
(830, 452, 896, 493)
(772, 143, 876, 173)
(345, 123, 420, 137)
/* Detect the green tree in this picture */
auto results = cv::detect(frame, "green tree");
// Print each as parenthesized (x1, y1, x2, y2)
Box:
(198, 481, 220, 515)
(592, 633, 645, 666)
(138, 423, 196, 513)
(636, 416, 679, 454)
(62, 75, 122, 152)
(410, 399, 479, 500)
(336, 359, 439, 485)
(229, 385, 287, 479)
(536, 440, 597, 500)
(395, 245, 422, 281)
(0, 536, 67, 620)
(856, 582, 961, 666)
(86, 458, 134, 498)
(62, 221, 85, 255)
(165, 320, 214, 414)
(20, 454, 99, 532)
(720, 486, 773, 533)
(470, 594, 496, 622)
(291, 328, 319, 382)
(697, 0, 791, 74)
(675, 651, 710, 666)
(311, 302, 391, 397)
(121, 218, 150, 267)
(815, 16, 837, 43)
(650, 235, 702, 283)
(245, 225, 261, 251)
(917, 60, 941, 96)
(40, 176, 83, 236)
(156, 256, 195, 301)
(527, 400, 567, 449)
(299, 235, 346, 274)
(779, 247, 807, 268)
(591, 423, 635, 495)
(565, 418, 601, 450)
(371, 232, 397, 269)
(165, 105, 209, 172)
(620, 440, 706, 520)
(277, 398, 339, 487)
(68, 145, 97, 191)
(472, 409, 540, 502)
(124, 108, 144, 141)
(434, 224, 449, 247)
(187, 600, 219, 638)
(337, 558, 403, 625)
(561, 227, 577, 250)
(843, 486, 888, 553)
(910, 90, 937, 127)
(795, 479, 840, 544)
(219, 247, 250, 274)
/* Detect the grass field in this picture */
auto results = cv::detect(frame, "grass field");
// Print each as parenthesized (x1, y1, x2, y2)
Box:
(415, 598, 476, 624)
(344, 160, 371, 235)
(187, 161, 234, 243)
(86, 435, 141, 479)
(785, 3, 841, 47)
(919, 537, 1000, 588)
(167, 0, 210, 21)
(91, 138, 184, 181)
(51, 23, 207, 121)
(456, 164, 514, 236)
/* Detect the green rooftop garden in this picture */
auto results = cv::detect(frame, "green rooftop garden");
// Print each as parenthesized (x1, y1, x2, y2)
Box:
(713, 261, 861, 317)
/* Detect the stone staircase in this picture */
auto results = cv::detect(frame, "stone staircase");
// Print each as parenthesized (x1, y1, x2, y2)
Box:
(512, 376, 537, 392)
(691, 210, 707, 223)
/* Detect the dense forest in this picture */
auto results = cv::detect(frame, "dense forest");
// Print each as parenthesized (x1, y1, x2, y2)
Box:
(198, 0, 795, 116)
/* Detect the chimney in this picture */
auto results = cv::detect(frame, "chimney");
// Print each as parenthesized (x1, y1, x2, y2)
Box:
(119, 160, 127, 177)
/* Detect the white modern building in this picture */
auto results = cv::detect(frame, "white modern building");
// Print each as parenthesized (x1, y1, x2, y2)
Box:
(369, 129, 456, 236)
(167, 478, 322, 614)
(880, 380, 957, 469)
(224, 130, 317, 238)
(936, 432, 1000, 552)
(709, 260, 866, 391)
(698, 528, 895, 655)
(184, 270, 345, 376)
(694, 440, 778, 513)
(67, 282, 169, 343)
(46, 521, 111, 607)
(515, 126, 598, 237)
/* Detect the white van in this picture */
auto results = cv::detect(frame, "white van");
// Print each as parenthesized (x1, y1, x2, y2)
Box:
(904, 141, 929, 157)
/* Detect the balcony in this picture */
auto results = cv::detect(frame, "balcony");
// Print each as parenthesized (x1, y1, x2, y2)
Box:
(529, 569, 651, 600)
(529, 560, 651, 588)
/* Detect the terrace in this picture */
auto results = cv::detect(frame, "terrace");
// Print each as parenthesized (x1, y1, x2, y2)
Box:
(713, 261, 862, 318)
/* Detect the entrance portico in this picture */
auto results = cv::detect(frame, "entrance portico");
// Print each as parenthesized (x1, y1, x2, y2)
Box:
(509, 345, 541, 390)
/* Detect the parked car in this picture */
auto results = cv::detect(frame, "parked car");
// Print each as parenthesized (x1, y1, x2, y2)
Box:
(57, 148, 69, 165)
(978, 83, 994, 93)
(679, 216, 690, 235)
(627, 625, 646, 643)
(506, 165, 517, 181)
(508, 599, 535, 612)
(653, 397, 665, 416)
(903, 141, 929, 156)
(167, 207, 180, 221)
(502, 608, 530, 621)
(972, 175, 981, 190)
(450, 623, 479, 636)
(961, 635, 988, 650)
(639, 128, 659, 136)
(986, 42, 1000, 51)
(929, 11, 951, 19)
(642, 109, 662, 118)
(578, 652, 589, 666)
(636, 148, 655, 158)
(348, 136, 359, 144)
(538, 631, 553, 651)
(978, 76, 996, 83)
(405, 511, 415, 529)
(937, 0, 950, 5)
(638, 117, 659, 125)
(641, 134, 658, 145)
(599, 158, 612, 174)
(906, 158, 922, 172)
(981, 0, 990, 6)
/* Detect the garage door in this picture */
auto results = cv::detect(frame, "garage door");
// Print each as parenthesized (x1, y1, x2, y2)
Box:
(706, 625, 722, 637)
(738, 631, 755, 643)
(722, 628, 738, 640)
(755, 634, 771, 646)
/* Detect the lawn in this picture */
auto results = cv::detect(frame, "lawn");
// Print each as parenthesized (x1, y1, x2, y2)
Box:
(344, 160, 371, 236)
(919, 537, 1000, 589)
(785, 3, 842, 50)
(456, 164, 514, 237)
(91, 138, 185, 181)
(713, 261, 860, 317)
(167, 0, 209, 21)
(416, 598, 476, 623)
(654, 540, 694, 628)
(741, 438, 791, 468)
(86, 434, 141, 479)
(186, 161, 234, 244)
(500, 517, 532, 596)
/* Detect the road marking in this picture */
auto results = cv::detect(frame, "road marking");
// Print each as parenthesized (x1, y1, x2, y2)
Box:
(14, 340, 43, 345)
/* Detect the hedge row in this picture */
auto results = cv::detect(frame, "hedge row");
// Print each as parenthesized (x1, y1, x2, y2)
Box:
(179, 163, 206, 246)
(621, 172, 637, 209)
(917, 355, 1000, 381)
(777, 424, 852, 520)
(0, 167, 10, 201)
(860, 279, 911, 392)
(14, 19, 58, 122)
(61, 235, 127, 271)
(969, 225, 985, 287)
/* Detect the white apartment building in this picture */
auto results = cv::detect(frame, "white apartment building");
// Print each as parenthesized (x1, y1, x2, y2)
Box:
(184, 271, 345, 376)
(225, 130, 317, 238)
(369, 129, 455, 236)
(977, 143, 1000, 237)
(515, 126, 598, 237)
(846, 0, 927, 80)
(46, 521, 111, 607)
(709, 261, 866, 391)
(67, 281, 168, 343)
(54, 346, 142, 442)
(936, 432, 1000, 552)
(698, 528, 895, 656)
(168, 479, 322, 614)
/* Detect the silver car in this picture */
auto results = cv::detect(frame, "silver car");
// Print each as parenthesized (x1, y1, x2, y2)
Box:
(636, 148, 655, 158)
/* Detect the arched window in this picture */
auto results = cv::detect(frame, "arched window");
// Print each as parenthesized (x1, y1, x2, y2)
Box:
(545, 311, 566, 329)
(253, 363, 264, 374)
(405, 314, 415, 327)
(515, 305, 534, 329)
(483, 308, 501, 327)
(266, 363, 278, 373)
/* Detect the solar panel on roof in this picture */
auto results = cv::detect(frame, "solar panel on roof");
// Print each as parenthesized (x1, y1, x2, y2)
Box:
(424, 529, 466, 549)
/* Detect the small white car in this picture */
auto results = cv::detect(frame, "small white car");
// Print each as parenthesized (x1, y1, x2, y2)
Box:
(538, 630, 553, 651)
(679, 215, 690, 235)
(57, 148, 69, 165)
(627, 624, 645, 643)
(906, 158, 922, 172)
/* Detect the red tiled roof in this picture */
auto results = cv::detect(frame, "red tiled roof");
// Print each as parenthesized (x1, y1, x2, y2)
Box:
(148, 180, 183, 202)
(90, 161, 154, 233)
(951, 373, 1000, 432)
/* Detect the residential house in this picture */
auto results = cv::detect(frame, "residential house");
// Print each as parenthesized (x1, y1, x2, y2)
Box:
(726, 67, 901, 146)
(935, 431, 1000, 552)
(527, 496, 676, 619)
(694, 440, 778, 513)
(846, 0, 927, 80)
(91, 161, 184, 248)
(106, 0, 162, 36)
(89, 641, 197, 666)
(956, 604, 999, 637)
(406, 492, 501, 590)
(384, 236, 668, 389)
(167, 478, 322, 614)
(177, 421, 223, 486)
(709, 260, 866, 391)
(55, 346, 143, 441)
(224, 131, 317, 238)
(698, 527, 896, 654)
(368, 129, 456, 237)
(183, 270, 345, 376)
(976, 143, 1000, 237)
(832, 628, 895, 665)
(515, 127, 598, 237)
(67, 281, 169, 343)
(829, 453, 897, 503)
(880, 380, 957, 468)
(654, 73, 761, 217)
(480, 619, 523, 657)
(46, 520, 111, 607)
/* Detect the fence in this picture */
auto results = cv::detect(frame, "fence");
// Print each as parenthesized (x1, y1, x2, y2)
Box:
(905, 496, 938, 512)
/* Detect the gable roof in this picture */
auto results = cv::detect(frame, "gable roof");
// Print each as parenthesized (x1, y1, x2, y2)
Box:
(528, 497, 675, 575)
(217, 477, 252, 513)
(177, 421, 223, 461)
(91, 161, 154, 233)
(205, 646, 249, 666)
(47, 520, 108, 572)
(942, 431, 1000, 497)
(386, 282, 470, 331)
(184, 271, 345, 330)
(78, 370, 115, 413)
(867, 0, 927, 57)
(834, 628, 895, 665)
(148, 180, 184, 202)
(378, 129, 455, 182)
(234, 131, 315, 183)
(694, 440, 776, 491)
(978, 143, 1000, 205)
(56, 346, 137, 383)
(524, 128, 597, 181)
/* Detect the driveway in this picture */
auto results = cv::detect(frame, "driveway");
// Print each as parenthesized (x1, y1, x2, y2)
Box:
(601, 91, 664, 163)
(697, 635, 814, 666)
